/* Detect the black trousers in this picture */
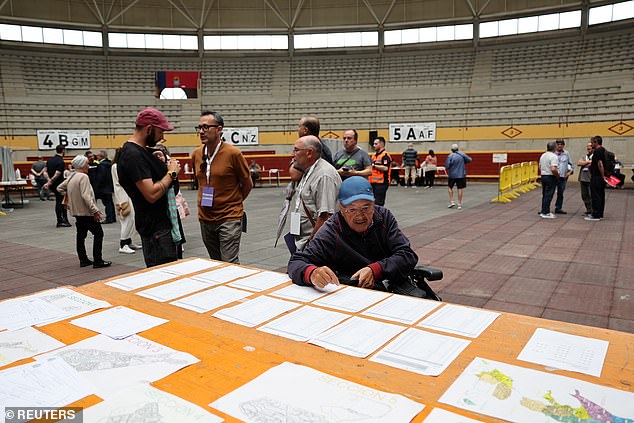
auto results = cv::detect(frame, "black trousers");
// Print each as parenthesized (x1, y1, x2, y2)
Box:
(590, 177, 606, 219)
(371, 183, 389, 206)
(98, 193, 116, 222)
(425, 170, 436, 187)
(140, 228, 179, 268)
(75, 216, 103, 263)
(53, 188, 68, 224)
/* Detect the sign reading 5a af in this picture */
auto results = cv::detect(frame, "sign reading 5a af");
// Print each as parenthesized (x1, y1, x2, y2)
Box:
(389, 123, 436, 142)
(37, 130, 91, 150)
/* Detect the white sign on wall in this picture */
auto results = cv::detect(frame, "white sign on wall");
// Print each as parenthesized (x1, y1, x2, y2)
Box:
(492, 153, 508, 163)
(37, 130, 91, 150)
(222, 127, 259, 146)
(389, 123, 436, 142)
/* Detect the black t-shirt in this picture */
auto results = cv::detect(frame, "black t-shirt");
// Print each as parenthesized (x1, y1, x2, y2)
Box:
(590, 146, 605, 179)
(117, 142, 171, 236)
(45, 155, 65, 188)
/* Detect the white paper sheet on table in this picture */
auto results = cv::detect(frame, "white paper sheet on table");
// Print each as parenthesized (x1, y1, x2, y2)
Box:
(228, 271, 290, 292)
(370, 328, 471, 376)
(362, 295, 442, 324)
(309, 316, 405, 357)
(258, 306, 349, 342)
(418, 304, 500, 338)
(210, 362, 425, 423)
(158, 258, 222, 275)
(212, 296, 300, 327)
(0, 356, 94, 416)
(36, 334, 199, 398)
(423, 408, 485, 423)
(190, 265, 259, 284)
(105, 268, 178, 291)
(517, 328, 609, 377)
(440, 357, 634, 423)
(313, 287, 390, 312)
(0, 326, 65, 367)
(0, 297, 68, 331)
(171, 286, 252, 313)
(136, 278, 213, 302)
(269, 283, 343, 302)
(70, 306, 168, 339)
(83, 384, 223, 423)
(30, 287, 111, 326)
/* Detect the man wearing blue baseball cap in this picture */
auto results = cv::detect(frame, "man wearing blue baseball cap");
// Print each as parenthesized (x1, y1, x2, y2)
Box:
(287, 176, 418, 290)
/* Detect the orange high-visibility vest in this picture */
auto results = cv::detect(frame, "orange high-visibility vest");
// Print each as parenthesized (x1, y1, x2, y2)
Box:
(369, 150, 391, 184)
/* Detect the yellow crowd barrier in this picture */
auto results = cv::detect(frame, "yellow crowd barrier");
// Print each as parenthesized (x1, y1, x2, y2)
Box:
(491, 160, 539, 203)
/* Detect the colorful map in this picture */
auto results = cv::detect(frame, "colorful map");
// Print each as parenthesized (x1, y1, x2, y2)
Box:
(440, 357, 634, 423)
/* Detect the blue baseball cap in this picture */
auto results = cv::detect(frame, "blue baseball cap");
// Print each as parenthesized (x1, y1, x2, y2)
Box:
(337, 176, 375, 206)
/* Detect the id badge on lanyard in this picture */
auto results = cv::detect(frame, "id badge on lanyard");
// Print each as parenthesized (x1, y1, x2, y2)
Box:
(201, 142, 222, 208)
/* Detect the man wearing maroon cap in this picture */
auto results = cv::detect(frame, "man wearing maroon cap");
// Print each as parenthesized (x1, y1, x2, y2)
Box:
(116, 107, 183, 268)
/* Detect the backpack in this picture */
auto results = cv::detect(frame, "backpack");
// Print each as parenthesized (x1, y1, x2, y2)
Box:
(604, 149, 616, 174)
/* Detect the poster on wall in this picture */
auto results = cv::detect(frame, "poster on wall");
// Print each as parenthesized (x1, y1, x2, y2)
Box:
(389, 123, 436, 142)
(37, 130, 91, 150)
(222, 127, 259, 146)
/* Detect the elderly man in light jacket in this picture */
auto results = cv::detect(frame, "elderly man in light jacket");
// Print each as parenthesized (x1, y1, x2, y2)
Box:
(58, 155, 111, 268)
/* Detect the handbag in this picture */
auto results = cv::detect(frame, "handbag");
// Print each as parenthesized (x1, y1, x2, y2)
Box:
(175, 191, 190, 219)
(116, 201, 131, 217)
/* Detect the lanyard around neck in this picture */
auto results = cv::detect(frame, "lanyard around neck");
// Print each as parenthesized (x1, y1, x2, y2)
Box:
(205, 142, 222, 184)
(294, 162, 317, 212)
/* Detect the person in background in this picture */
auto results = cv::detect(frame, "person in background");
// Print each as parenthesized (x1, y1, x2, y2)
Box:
(333, 129, 372, 181)
(369, 137, 392, 206)
(538, 141, 560, 219)
(288, 116, 334, 182)
(94, 150, 116, 224)
(43, 145, 71, 228)
(577, 142, 593, 217)
(57, 155, 111, 268)
(445, 144, 472, 209)
(423, 149, 437, 189)
(117, 107, 182, 268)
(586, 135, 608, 221)
(402, 143, 418, 188)
(31, 155, 51, 201)
(112, 148, 142, 254)
(249, 160, 262, 186)
(191, 110, 252, 263)
(554, 139, 573, 214)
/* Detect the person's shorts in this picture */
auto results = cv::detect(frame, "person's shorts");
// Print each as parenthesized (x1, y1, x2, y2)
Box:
(448, 178, 467, 189)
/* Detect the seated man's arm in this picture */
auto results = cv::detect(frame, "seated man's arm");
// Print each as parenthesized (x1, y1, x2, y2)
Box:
(287, 220, 338, 288)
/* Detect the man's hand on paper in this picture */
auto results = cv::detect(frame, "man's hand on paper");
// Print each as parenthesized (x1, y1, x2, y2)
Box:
(352, 266, 374, 289)
(310, 266, 339, 288)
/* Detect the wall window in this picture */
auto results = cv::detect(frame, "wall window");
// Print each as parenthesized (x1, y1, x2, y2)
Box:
(589, 1, 634, 25)
(108, 33, 197, 50)
(384, 24, 473, 45)
(294, 31, 377, 49)
(203, 34, 288, 50)
(0, 23, 102, 46)
(480, 10, 581, 38)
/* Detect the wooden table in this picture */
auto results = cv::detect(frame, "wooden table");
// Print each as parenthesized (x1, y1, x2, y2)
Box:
(22, 259, 634, 422)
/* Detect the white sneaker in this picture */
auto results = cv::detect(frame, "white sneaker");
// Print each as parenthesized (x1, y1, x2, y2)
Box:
(448, 203, 456, 208)
(411, 186, 416, 189)
(457, 204, 462, 210)
(424, 186, 431, 189)
(119, 245, 135, 254)
(129, 244, 142, 250)
(584, 216, 602, 221)
(540, 213, 555, 219)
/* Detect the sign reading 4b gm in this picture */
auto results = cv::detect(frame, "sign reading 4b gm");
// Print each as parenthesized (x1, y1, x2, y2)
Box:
(37, 130, 91, 150)
(389, 123, 436, 142)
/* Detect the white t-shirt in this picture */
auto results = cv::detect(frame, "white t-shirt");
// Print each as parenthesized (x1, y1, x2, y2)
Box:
(539, 151, 558, 176)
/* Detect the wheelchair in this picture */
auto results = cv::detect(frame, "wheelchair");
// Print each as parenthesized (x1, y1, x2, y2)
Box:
(338, 265, 443, 301)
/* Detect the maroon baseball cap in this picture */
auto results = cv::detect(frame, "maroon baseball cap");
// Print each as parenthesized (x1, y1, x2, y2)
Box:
(135, 108, 174, 131)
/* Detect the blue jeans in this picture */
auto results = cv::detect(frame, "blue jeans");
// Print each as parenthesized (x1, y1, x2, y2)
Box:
(541, 175, 557, 215)
(555, 177, 567, 211)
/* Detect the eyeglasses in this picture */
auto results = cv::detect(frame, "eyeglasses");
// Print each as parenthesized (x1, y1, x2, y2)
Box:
(341, 205, 373, 215)
(292, 147, 309, 153)
(195, 124, 220, 132)
(343, 136, 354, 140)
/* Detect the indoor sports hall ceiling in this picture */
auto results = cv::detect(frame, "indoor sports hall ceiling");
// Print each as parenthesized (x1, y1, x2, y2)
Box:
(1, 0, 594, 31)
